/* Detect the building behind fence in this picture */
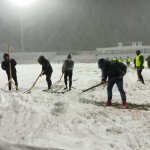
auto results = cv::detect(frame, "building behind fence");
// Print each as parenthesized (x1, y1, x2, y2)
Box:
(0, 42, 150, 63)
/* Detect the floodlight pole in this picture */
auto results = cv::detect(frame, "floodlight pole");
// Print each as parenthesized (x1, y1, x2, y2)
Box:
(8, 0, 37, 52)
(20, 10, 24, 51)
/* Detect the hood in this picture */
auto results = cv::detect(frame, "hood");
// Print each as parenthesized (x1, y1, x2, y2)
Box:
(3, 53, 9, 60)
(98, 58, 110, 69)
(67, 54, 72, 59)
(37, 55, 45, 64)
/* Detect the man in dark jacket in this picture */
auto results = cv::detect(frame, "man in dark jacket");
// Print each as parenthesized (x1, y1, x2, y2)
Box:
(37, 55, 53, 91)
(1, 53, 18, 90)
(62, 54, 74, 90)
(135, 50, 145, 84)
(98, 58, 127, 108)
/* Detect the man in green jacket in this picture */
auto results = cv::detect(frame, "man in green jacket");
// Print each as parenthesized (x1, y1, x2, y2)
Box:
(135, 50, 145, 84)
(126, 56, 131, 67)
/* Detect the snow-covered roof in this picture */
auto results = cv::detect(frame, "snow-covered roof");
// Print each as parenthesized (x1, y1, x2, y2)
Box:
(97, 45, 150, 51)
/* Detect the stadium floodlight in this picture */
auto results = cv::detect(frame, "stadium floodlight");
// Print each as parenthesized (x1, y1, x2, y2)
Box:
(8, 0, 36, 51)
(8, 0, 36, 6)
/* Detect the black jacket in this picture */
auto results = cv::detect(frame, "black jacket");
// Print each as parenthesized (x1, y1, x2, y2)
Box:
(1, 59, 17, 75)
(101, 60, 127, 81)
(41, 59, 53, 75)
(62, 59, 74, 73)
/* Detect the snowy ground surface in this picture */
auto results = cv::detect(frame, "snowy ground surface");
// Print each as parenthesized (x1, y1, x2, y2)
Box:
(0, 63, 150, 150)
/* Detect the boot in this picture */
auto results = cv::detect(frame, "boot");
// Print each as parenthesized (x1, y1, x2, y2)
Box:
(122, 100, 126, 109)
(69, 85, 71, 90)
(64, 87, 68, 90)
(106, 99, 112, 106)
(43, 88, 50, 92)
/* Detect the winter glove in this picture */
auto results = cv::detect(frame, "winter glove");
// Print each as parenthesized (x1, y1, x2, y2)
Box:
(101, 80, 106, 84)
(118, 75, 123, 78)
(40, 72, 44, 77)
(120, 71, 126, 76)
(39, 74, 43, 77)
(140, 66, 144, 69)
(1, 65, 6, 70)
(137, 66, 144, 70)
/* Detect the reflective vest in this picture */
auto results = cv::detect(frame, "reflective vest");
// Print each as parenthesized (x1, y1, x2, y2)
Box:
(112, 57, 117, 61)
(118, 58, 122, 62)
(136, 54, 144, 67)
(126, 58, 131, 63)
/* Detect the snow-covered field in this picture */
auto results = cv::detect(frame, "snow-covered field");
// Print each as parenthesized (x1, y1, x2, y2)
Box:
(0, 63, 150, 150)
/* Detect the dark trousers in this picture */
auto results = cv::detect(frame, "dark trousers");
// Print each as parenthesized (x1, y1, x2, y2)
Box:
(7, 73, 18, 90)
(46, 72, 52, 89)
(137, 69, 145, 84)
(64, 71, 73, 88)
(107, 78, 126, 100)
(126, 62, 130, 67)
(148, 62, 150, 69)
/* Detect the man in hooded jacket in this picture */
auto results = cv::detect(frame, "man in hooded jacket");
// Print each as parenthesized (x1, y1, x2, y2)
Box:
(37, 55, 53, 90)
(62, 54, 74, 90)
(98, 58, 127, 108)
(1, 53, 18, 90)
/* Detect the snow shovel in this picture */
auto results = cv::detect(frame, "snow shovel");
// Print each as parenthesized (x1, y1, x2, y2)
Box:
(24, 71, 43, 94)
(53, 73, 64, 85)
(81, 82, 107, 93)
(81, 77, 120, 93)
(3, 79, 17, 91)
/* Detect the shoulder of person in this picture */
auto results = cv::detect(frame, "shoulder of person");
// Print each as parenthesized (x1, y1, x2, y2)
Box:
(63, 59, 67, 63)
(110, 60, 116, 65)
(2, 60, 5, 63)
(10, 58, 15, 61)
(119, 62, 127, 68)
(44, 59, 49, 63)
(139, 55, 144, 60)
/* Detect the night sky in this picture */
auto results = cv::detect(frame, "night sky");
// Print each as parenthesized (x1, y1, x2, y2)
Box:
(0, 0, 150, 51)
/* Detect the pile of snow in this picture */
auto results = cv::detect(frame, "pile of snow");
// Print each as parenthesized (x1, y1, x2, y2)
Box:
(0, 63, 150, 150)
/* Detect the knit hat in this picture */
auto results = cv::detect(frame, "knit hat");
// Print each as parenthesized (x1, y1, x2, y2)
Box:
(136, 50, 141, 55)
(67, 54, 72, 59)
(3, 53, 9, 59)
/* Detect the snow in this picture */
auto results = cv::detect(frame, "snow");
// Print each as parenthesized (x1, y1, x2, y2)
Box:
(0, 63, 150, 150)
